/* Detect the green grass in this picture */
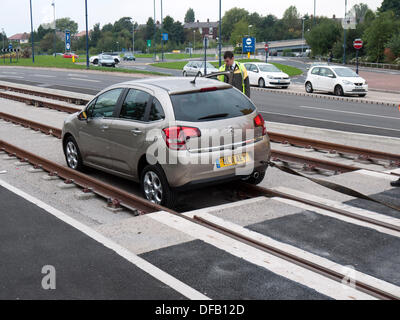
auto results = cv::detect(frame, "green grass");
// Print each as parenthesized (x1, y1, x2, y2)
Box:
(150, 58, 303, 77)
(137, 53, 215, 60)
(0, 55, 169, 76)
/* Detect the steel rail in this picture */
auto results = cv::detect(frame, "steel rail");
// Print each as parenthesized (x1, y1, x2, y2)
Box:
(0, 112, 62, 138)
(0, 140, 175, 215)
(0, 91, 81, 114)
(0, 84, 89, 105)
(193, 215, 399, 300)
(269, 132, 400, 165)
(271, 150, 360, 173)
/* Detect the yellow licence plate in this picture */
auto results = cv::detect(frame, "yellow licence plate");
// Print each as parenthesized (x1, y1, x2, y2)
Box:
(218, 153, 250, 168)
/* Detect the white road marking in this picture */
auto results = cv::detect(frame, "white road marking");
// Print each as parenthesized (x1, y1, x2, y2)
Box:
(1, 71, 19, 75)
(68, 77, 100, 83)
(260, 111, 400, 133)
(273, 186, 400, 238)
(0, 179, 209, 300)
(0, 75, 24, 79)
(34, 74, 56, 78)
(149, 211, 375, 300)
(67, 73, 89, 78)
(297, 105, 400, 120)
(182, 211, 400, 299)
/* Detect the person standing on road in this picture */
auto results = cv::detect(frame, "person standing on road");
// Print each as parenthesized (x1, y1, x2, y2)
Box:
(391, 178, 400, 187)
(218, 51, 251, 98)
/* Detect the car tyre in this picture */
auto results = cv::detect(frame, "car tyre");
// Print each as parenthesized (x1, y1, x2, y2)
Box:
(242, 168, 266, 185)
(64, 136, 84, 171)
(183, 71, 187, 77)
(334, 85, 344, 96)
(93, 59, 98, 65)
(140, 164, 176, 208)
(305, 82, 313, 93)
(258, 78, 265, 88)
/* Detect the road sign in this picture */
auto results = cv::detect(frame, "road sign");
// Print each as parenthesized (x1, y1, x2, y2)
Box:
(65, 30, 71, 51)
(147, 40, 151, 47)
(342, 15, 356, 30)
(162, 33, 168, 41)
(242, 37, 255, 53)
(8, 44, 12, 50)
(264, 43, 269, 52)
(353, 39, 363, 50)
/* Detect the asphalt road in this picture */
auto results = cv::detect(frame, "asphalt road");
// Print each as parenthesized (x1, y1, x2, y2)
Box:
(1, 66, 400, 138)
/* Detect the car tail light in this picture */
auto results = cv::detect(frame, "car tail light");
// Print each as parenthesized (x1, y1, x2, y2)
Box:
(162, 126, 201, 150)
(254, 114, 267, 136)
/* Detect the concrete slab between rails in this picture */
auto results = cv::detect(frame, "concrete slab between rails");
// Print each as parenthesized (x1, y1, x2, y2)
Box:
(253, 83, 400, 107)
(94, 214, 195, 255)
(182, 196, 302, 227)
(0, 80, 95, 102)
(267, 122, 400, 154)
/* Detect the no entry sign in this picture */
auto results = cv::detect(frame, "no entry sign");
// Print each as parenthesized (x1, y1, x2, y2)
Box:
(265, 43, 269, 52)
(353, 39, 363, 50)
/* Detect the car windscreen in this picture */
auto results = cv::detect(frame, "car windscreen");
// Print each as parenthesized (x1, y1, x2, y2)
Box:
(199, 62, 216, 69)
(258, 64, 281, 72)
(170, 88, 256, 122)
(332, 68, 359, 77)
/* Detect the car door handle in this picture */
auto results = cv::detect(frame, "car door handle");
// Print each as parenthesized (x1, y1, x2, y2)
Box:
(131, 129, 142, 135)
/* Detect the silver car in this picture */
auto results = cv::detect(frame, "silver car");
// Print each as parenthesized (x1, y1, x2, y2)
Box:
(98, 54, 116, 67)
(62, 78, 271, 207)
(183, 61, 219, 77)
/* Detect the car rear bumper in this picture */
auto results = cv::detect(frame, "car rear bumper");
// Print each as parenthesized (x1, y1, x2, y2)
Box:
(162, 135, 271, 188)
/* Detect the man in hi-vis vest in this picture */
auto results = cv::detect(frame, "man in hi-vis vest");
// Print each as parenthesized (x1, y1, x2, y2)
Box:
(218, 51, 251, 98)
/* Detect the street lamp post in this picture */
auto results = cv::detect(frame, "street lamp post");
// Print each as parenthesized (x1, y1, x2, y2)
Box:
(219, 0, 222, 67)
(343, 0, 347, 64)
(52, 1, 56, 58)
(313, 0, 316, 25)
(132, 23, 135, 54)
(153, 0, 156, 60)
(85, 0, 89, 69)
(160, 0, 164, 62)
(302, 17, 306, 54)
(29, 0, 35, 63)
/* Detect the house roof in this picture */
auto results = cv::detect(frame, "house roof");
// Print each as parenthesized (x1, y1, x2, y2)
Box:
(75, 30, 92, 38)
(184, 21, 218, 29)
(9, 33, 30, 41)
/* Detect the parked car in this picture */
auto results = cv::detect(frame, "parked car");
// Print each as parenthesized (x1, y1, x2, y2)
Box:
(98, 54, 116, 67)
(123, 53, 136, 61)
(182, 61, 219, 77)
(305, 65, 368, 97)
(244, 62, 291, 89)
(63, 52, 79, 59)
(62, 78, 271, 207)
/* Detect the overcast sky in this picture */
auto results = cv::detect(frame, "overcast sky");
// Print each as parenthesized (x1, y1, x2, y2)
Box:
(2, 0, 383, 36)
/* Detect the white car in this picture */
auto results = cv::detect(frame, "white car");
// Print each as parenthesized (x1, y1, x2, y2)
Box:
(244, 62, 291, 88)
(183, 61, 219, 77)
(305, 65, 368, 97)
(97, 54, 116, 67)
(90, 53, 120, 65)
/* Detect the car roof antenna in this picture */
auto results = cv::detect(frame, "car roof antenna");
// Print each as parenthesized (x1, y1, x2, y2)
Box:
(190, 73, 201, 84)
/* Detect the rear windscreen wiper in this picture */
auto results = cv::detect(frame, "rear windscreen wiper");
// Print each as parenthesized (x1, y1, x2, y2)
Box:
(198, 113, 229, 120)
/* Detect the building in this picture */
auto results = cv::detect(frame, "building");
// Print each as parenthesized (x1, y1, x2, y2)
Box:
(9, 33, 30, 44)
(74, 30, 92, 39)
(184, 19, 219, 40)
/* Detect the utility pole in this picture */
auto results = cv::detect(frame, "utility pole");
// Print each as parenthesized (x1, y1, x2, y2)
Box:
(161, 0, 164, 62)
(85, 0, 89, 69)
(219, 0, 222, 67)
(52, 1, 56, 58)
(313, 0, 316, 25)
(30, 0, 35, 63)
(153, 0, 156, 61)
(343, 0, 347, 64)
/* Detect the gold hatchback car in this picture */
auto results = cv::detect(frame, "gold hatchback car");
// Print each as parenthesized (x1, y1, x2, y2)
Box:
(62, 77, 271, 207)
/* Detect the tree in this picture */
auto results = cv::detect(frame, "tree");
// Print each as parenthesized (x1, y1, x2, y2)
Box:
(387, 33, 400, 57)
(379, 0, 400, 17)
(144, 18, 156, 42)
(90, 23, 101, 48)
(222, 8, 249, 40)
(305, 18, 342, 56)
(364, 11, 400, 62)
(282, 5, 301, 35)
(351, 3, 370, 23)
(230, 19, 249, 47)
(55, 17, 78, 34)
(185, 8, 195, 23)
(114, 17, 133, 33)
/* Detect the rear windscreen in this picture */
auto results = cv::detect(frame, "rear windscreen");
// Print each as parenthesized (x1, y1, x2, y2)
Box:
(170, 88, 256, 122)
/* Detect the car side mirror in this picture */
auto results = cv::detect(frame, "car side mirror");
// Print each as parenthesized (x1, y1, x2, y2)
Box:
(329, 74, 336, 78)
(77, 111, 88, 121)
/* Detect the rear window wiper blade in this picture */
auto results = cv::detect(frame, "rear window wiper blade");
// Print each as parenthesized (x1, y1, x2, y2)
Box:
(198, 113, 229, 120)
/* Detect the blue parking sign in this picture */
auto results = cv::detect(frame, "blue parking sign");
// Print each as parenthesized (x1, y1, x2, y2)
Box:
(8, 44, 12, 50)
(65, 30, 71, 51)
(242, 37, 255, 53)
(162, 33, 168, 41)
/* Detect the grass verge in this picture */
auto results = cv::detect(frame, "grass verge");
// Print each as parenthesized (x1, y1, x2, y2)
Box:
(0, 55, 170, 76)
